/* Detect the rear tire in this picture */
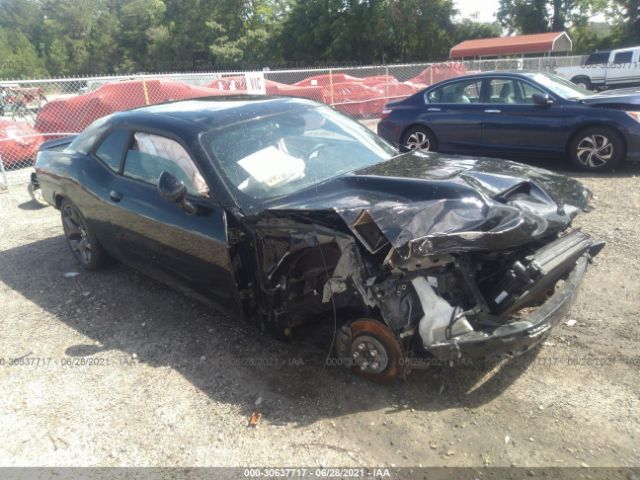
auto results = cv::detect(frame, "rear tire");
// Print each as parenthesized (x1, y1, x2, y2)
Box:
(401, 126, 437, 152)
(568, 127, 625, 172)
(60, 199, 110, 270)
(571, 76, 592, 91)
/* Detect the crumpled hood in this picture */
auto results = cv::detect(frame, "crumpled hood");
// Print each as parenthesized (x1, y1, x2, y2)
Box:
(267, 152, 592, 258)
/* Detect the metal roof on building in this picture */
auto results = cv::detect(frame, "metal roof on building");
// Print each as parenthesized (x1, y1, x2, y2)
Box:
(450, 32, 572, 59)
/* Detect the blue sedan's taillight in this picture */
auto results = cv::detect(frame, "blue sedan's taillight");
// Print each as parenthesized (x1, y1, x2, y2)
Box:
(380, 108, 393, 120)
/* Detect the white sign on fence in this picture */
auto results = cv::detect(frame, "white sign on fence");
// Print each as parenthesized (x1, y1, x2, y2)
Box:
(245, 72, 266, 95)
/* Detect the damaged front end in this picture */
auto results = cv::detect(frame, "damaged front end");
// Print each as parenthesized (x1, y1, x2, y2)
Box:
(335, 230, 603, 370)
(235, 154, 604, 382)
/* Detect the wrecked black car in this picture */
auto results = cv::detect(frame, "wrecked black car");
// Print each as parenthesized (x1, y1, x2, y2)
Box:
(34, 96, 603, 382)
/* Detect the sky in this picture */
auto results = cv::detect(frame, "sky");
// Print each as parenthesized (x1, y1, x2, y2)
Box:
(455, 0, 606, 24)
(455, 0, 500, 23)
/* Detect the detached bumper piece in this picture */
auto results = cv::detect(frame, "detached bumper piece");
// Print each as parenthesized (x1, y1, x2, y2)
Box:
(428, 233, 600, 362)
(487, 230, 596, 316)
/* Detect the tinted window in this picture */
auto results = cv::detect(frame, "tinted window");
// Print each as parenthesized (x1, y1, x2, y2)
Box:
(427, 79, 482, 104)
(123, 133, 209, 197)
(488, 79, 546, 105)
(68, 115, 111, 154)
(94, 130, 129, 171)
(613, 51, 633, 64)
(585, 52, 610, 65)
(202, 105, 395, 201)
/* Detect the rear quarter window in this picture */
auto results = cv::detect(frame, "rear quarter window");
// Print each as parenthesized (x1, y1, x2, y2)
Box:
(94, 130, 129, 172)
(67, 115, 112, 154)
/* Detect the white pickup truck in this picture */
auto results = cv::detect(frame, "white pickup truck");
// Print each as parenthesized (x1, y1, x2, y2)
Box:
(557, 46, 640, 90)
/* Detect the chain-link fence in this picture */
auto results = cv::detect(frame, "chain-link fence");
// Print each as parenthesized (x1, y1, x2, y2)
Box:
(0, 55, 586, 190)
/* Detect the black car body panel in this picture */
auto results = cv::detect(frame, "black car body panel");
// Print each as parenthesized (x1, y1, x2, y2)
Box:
(34, 97, 602, 380)
(377, 72, 640, 164)
(266, 152, 591, 259)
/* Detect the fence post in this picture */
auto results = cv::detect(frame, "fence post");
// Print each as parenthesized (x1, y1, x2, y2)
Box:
(0, 154, 8, 191)
(385, 65, 389, 100)
(142, 77, 150, 105)
(329, 68, 334, 106)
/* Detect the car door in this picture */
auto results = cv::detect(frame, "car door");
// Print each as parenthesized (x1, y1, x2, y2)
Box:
(76, 128, 131, 253)
(605, 50, 639, 87)
(421, 77, 485, 151)
(583, 51, 611, 87)
(106, 130, 238, 309)
(479, 77, 568, 157)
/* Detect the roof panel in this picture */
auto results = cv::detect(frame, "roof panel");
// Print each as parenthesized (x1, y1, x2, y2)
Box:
(450, 32, 572, 59)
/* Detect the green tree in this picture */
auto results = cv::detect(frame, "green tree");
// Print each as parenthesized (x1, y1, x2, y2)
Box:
(611, 0, 640, 44)
(497, 0, 604, 34)
(279, 0, 459, 64)
(452, 19, 502, 45)
(209, 0, 289, 67)
(116, 0, 166, 71)
(0, 27, 47, 78)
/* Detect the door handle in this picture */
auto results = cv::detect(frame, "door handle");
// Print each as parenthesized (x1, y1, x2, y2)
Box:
(109, 190, 124, 202)
(427, 107, 442, 112)
(484, 109, 502, 114)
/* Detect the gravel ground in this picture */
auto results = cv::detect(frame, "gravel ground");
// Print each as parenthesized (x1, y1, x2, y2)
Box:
(0, 158, 639, 469)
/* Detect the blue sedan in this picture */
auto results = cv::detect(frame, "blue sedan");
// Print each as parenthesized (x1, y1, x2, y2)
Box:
(377, 72, 640, 171)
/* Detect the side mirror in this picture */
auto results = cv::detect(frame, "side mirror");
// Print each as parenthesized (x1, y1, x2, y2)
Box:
(532, 93, 554, 106)
(158, 170, 187, 203)
(157, 170, 196, 214)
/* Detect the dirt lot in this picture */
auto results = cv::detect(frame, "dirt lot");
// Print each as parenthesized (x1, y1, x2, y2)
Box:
(0, 159, 639, 470)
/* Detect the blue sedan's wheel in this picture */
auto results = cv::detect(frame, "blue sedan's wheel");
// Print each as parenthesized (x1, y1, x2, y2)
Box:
(401, 126, 436, 152)
(569, 127, 624, 172)
(60, 200, 109, 270)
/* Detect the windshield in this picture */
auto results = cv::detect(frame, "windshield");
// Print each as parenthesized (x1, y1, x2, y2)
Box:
(527, 73, 593, 99)
(202, 105, 397, 202)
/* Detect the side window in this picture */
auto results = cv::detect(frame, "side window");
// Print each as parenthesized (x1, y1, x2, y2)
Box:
(488, 79, 516, 104)
(487, 79, 545, 105)
(613, 51, 633, 64)
(585, 52, 610, 65)
(427, 80, 482, 104)
(94, 130, 129, 172)
(123, 133, 209, 197)
(518, 81, 546, 104)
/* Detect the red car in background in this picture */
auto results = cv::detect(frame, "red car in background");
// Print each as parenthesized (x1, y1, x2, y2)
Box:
(0, 120, 43, 168)
(35, 79, 224, 134)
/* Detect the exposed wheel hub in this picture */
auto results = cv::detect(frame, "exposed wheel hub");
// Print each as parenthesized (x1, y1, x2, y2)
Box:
(346, 319, 405, 383)
(351, 335, 389, 374)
